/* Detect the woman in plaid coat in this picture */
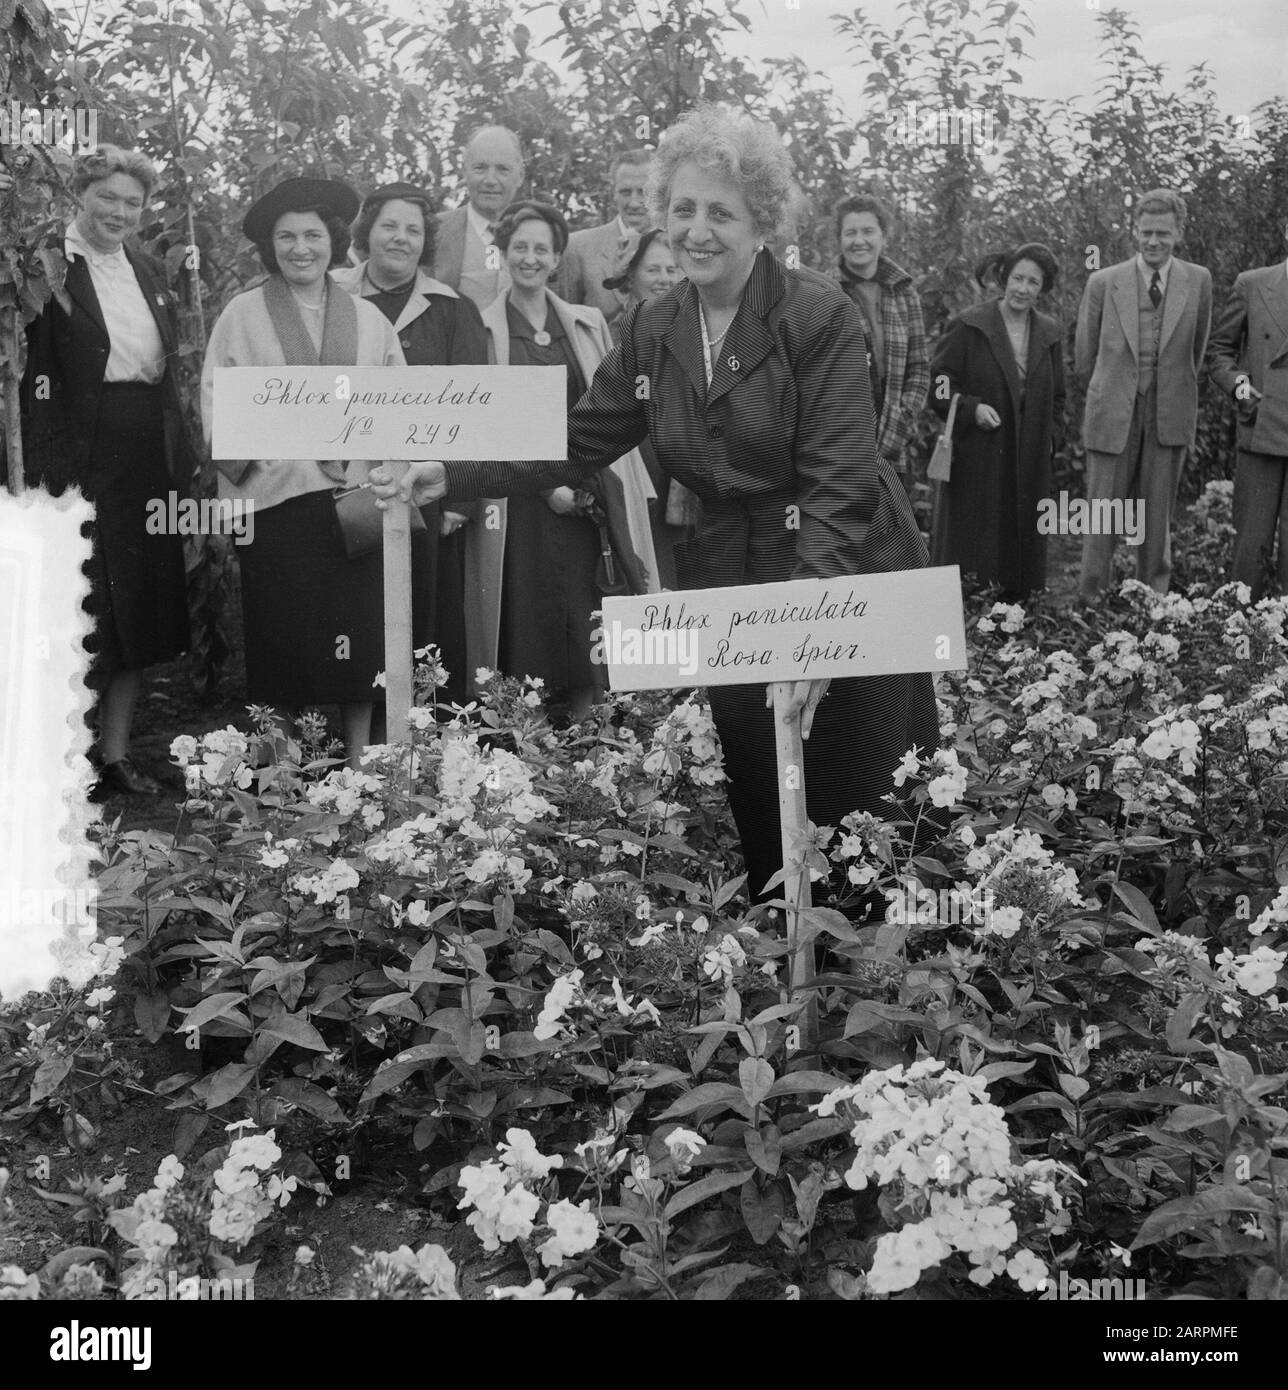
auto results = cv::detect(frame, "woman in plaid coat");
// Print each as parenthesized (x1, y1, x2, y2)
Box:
(831, 194, 930, 473)
(376, 106, 940, 897)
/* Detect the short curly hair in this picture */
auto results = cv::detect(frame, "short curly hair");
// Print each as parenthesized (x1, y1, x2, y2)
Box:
(647, 104, 794, 242)
(72, 143, 157, 199)
(351, 191, 438, 267)
(834, 193, 894, 240)
(493, 200, 569, 255)
(251, 207, 352, 276)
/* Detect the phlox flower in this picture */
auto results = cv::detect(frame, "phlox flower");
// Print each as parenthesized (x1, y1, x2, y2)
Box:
(665, 1128, 707, 1173)
(539, 1199, 600, 1268)
(489, 1279, 579, 1300)
(497, 1129, 564, 1182)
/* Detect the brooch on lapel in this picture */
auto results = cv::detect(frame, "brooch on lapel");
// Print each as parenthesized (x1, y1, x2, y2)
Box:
(727, 355, 740, 372)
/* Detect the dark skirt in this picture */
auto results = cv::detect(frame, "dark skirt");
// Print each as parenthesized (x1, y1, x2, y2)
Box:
(236, 488, 390, 706)
(498, 494, 604, 694)
(81, 383, 189, 680)
(678, 492, 942, 899)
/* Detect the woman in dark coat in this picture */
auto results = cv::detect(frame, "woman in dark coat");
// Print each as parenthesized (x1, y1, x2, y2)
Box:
(20, 143, 194, 796)
(376, 106, 940, 899)
(333, 182, 488, 707)
(928, 243, 1066, 600)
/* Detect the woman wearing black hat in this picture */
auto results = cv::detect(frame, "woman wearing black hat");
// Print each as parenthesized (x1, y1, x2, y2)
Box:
(199, 177, 405, 764)
(20, 143, 195, 797)
(332, 183, 487, 706)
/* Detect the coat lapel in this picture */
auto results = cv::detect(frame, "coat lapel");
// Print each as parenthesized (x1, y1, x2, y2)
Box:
(63, 251, 109, 343)
(978, 300, 1025, 411)
(706, 249, 782, 406)
(1158, 258, 1188, 353)
(1025, 308, 1061, 382)
(1258, 266, 1288, 364)
(1110, 261, 1139, 361)
(662, 279, 712, 403)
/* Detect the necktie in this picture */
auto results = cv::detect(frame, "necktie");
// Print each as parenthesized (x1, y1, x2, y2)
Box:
(1149, 271, 1161, 309)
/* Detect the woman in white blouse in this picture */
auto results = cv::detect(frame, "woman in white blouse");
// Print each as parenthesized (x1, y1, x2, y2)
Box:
(20, 144, 194, 797)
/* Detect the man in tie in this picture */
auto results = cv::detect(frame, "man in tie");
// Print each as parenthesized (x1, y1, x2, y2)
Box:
(1207, 220, 1288, 601)
(432, 124, 525, 309)
(556, 148, 654, 325)
(1077, 189, 1212, 599)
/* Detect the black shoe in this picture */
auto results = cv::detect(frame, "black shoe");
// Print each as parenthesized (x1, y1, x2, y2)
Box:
(97, 757, 163, 796)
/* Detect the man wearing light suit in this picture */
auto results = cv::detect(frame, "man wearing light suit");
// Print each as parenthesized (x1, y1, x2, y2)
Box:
(432, 124, 525, 310)
(1077, 189, 1212, 598)
(1208, 222, 1288, 600)
(556, 148, 653, 325)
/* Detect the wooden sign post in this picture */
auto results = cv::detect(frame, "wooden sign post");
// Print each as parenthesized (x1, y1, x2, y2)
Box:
(599, 567, 968, 1041)
(211, 364, 567, 744)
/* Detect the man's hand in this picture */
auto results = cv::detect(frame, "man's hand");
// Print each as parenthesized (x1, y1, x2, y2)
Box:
(975, 403, 1002, 430)
(767, 677, 831, 740)
(371, 460, 446, 507)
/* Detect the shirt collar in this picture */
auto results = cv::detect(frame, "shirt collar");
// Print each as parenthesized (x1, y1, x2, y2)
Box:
(1137, 253, 1172, 291)
(65, 221, 128, 267)
(466, 202, 496, 241)
(615, 215, 633, 240)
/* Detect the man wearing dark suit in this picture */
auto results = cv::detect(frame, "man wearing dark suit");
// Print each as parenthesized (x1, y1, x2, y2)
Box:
(1208, 222, 1288, 600)
(1077, 189, 1212, 599)
(556, 148, 653, 325)
(431, 124, 524, 310)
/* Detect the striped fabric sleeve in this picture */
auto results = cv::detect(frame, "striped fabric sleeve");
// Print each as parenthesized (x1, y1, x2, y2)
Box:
(791, 294, 882, 581)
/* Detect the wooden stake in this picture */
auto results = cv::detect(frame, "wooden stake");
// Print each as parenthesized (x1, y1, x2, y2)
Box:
(380, 462, 412, 747)
(771, 681, 819, 1049)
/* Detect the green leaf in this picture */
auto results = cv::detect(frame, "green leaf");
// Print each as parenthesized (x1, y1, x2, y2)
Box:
(739, 1057, 774, 1108)
(259, 1009, 328, 1051)
(765, 1070, 846, 1099)
(1161, 1104, 1226, 1131)
(744, 1125, 782, 1175)
(30, 1055, 73, 1103)
(740, 1178, 785, 1244)
(692, 1262, 762, 1300)
(490, 1087, 575, 1115)
(1112, 881, 1161, 932)
(655, 1083, 749, 1121)
(133, 990, 172, 1044)
(270, 1078, 345, 1123)
(40, 1247, 111, 1281)
(1058, 1073, 1090, 1102)
(1131, 1186, 1275, 1249)
(178, 991, 250, 1033)
(202, 1062, 257, 1110)
(663, 1169, 752, 1219)
(1165, 994, 1206, 1051)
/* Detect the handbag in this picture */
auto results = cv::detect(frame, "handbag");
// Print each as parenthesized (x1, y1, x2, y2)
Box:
(333, 482, 425, 560)
(927, 392, 960, 483)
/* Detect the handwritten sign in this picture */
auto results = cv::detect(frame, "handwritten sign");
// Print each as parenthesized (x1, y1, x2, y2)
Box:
(599, 566, 966, 691)
(211, 366, 566, 460)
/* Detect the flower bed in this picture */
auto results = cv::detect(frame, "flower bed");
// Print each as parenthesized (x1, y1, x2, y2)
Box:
(2, 482, 1286, 1301)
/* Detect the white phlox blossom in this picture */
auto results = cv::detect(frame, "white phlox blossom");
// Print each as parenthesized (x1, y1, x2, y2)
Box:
(813, 1061, 1076, 1295)
(534, 969, 587, 1041)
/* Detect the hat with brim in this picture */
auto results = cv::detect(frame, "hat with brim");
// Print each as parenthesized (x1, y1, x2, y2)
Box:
(243, 177, 360, 244)
(358, 182, 438, 217)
